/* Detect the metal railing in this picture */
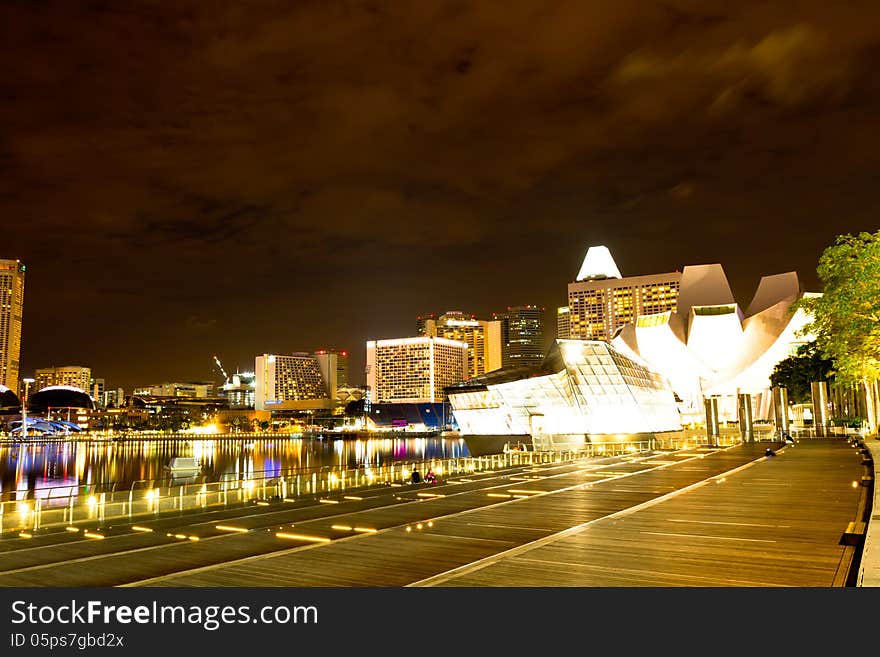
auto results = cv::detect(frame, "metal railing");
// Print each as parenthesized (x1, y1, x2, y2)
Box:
(5, 426, 820, 537)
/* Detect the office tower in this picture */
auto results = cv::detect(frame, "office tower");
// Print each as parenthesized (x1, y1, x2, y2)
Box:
(493, 305, 545, 369)
(557, 306, 570, 339)
(420, 311, 502, 377)
(91, 378, 105, 405)
(255, 352, 336, 411)
(0, 259, 25, 391)
(416, 313, 437, 336)
(103, 387, 125, 408)
(34, 365, 92, 392)
(567, 245, 681, 341)
(315, 349, 349, 387)
(365, 337, 468, 403)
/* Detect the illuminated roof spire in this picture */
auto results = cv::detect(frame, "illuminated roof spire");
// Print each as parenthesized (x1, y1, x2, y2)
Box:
(576, 245, 622, 281)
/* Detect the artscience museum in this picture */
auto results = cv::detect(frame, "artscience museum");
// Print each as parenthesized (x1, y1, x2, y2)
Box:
(448, 247, 817, 453)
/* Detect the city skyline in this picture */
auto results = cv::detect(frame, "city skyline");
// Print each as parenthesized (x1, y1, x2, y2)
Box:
(4, 2, 879, 390)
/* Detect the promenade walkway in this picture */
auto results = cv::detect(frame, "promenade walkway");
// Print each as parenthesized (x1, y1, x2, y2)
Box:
(0, 439, 866, 587)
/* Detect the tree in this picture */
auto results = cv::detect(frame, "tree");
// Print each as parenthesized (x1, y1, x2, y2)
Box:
(770, 342, 835, 404)
(796, 230, 880, 432)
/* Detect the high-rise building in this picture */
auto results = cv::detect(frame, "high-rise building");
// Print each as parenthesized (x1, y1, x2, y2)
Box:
(315, 349, 349, 387)
(103, 387, 125, 408)
(415, 313, 437, 336)
(34, 365, 92, 393)
(255, 352, 337, 411)
(557, 306, 570, 340)
(0, 259, 26, 391)
(365, 337, 468, 403)
(419, 311, 502, 377)
(91, 377, 105, 405)
(567, 245, 680, 341)
(493, 305, 545, 369)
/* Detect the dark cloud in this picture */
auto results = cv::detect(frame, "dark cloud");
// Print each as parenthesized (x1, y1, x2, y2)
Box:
(2, 0, 880, 388)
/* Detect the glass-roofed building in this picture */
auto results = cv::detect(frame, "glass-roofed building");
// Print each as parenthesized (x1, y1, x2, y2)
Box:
(446, 339, 681, 454)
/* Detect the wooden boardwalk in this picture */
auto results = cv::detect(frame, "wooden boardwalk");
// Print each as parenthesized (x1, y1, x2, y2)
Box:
(0, 439, 866, 587)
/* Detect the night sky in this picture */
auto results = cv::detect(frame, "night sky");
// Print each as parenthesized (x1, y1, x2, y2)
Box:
(3, 1, 880, 390)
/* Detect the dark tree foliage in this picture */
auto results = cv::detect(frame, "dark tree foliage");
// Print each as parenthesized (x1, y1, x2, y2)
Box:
(770, 342, 834, 404)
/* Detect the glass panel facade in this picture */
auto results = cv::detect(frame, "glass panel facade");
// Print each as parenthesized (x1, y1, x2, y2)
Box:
(449, 339, 681, 437)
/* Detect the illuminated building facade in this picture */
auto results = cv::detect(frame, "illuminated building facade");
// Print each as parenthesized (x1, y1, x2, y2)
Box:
(0, 259, 25, 391)
(132, 381, 214, 398)
(493, 305, 545, 369)
(611, 266, 816, 423)
(366, 337, 468, 403)
(35, 366, 92, 394)
(568, 246, 680, 341)
(315, 349, 349, 387)
(447, 339, 681, 454)
(557, 306, 570, 339)
(255, 352, 337, 411)
(220, 372, 256, 409)
(420, 311, 502, 377)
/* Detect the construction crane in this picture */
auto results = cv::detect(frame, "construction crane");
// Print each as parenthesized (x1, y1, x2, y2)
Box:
(213, 355, 229, 384)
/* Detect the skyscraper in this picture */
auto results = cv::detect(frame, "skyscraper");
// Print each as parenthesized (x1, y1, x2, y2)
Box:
(493, 305, 545, 369)
(0, 259, 25, 391)
(418, 311, 502, 377)
(365, 336, 468, 403)
(557, 306, 571, 340)
(567, 245, 680, 341)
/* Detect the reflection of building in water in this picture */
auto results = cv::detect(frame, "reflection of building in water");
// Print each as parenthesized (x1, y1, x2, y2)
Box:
(0, 436, 470, 497)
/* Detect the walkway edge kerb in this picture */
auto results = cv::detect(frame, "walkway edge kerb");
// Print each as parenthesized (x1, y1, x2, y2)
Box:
(858, 440, 880, 586)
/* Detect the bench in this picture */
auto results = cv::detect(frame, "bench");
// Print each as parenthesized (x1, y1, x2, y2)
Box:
(840, 521, 867, 546)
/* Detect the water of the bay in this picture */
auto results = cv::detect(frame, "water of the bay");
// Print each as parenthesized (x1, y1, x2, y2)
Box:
(0, 434, 471, 500)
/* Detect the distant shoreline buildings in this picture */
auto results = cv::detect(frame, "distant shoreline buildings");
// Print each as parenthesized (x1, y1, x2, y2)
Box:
(1, 244, 826, 441)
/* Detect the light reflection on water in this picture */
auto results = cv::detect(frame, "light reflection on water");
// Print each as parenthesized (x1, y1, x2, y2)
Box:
(0, 436, 470, 500)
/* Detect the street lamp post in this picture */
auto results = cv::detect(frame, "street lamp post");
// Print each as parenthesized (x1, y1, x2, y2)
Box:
(21, 378, 34, 438)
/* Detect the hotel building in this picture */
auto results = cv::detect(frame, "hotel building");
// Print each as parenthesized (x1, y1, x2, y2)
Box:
(255, 352, 338, 411)
(366, 336, 469, 403)
(0, 259, 25, 390)
(567, 246, 680, 341)
(34, 365, 92, 393)
(419, 311, 502, 377)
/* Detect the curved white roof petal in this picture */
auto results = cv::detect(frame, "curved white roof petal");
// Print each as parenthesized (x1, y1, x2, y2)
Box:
(677, 264, 735, 316)
(746, 272, 802, 317)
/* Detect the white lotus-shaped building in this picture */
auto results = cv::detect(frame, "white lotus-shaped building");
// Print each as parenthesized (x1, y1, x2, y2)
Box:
(610, 263, 818, 423)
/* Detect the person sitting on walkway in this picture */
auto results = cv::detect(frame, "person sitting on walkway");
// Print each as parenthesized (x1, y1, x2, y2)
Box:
(424, 469, 437, 484)
(410, 470, 422, 484)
